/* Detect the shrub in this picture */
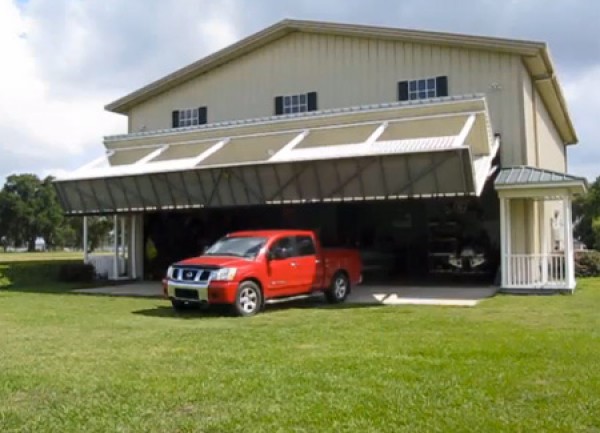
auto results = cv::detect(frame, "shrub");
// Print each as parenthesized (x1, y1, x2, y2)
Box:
(575, 250, 600, 278)
(58, 263, 95, 282)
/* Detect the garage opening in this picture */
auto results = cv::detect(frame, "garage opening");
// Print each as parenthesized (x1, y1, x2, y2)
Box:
(143, 185, 499, 284)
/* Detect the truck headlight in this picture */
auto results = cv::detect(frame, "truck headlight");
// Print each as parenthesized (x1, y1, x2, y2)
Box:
(214, 268, 237, 281)
(166, 266, 174, 279)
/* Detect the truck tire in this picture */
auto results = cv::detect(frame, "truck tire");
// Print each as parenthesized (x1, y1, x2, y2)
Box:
(325, 272, 350, 304)
(232, 281, 263, 317)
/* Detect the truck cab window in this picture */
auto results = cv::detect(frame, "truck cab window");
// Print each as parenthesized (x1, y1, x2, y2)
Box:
(296, 236, 316, 256)
(270, 237, 297, 259)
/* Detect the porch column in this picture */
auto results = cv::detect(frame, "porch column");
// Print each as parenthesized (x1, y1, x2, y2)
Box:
(130, 214, 137, 280)
(563, 195, 575, 289)
(119, 216, 128, 275)
(83, 216, 89, 264)
(500, 196, 512, 287)
(113, 214, 119, 280)
(540, 201, 548, 285)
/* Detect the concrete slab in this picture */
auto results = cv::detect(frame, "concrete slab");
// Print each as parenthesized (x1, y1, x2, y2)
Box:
(73, 282, 162, 298)
(74, 281, 497, 307)
(349, 285, 497, 307)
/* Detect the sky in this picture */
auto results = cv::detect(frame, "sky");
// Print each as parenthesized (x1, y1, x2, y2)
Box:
(0, 0, 599, 183)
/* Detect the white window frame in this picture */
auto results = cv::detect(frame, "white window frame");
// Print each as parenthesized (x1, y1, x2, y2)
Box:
(408, 77, 438, 101)
(178, 108, 200, 127)
(282, 93, 308, 114)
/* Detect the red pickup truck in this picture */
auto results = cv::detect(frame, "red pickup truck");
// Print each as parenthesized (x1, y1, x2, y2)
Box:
(163, 230, 362, 316)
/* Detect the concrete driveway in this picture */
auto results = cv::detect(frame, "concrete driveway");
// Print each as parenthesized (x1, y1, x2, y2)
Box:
(74, 281, 496, 307)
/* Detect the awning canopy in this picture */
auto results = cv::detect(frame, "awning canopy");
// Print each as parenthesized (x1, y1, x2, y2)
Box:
(55, 97, 499, 215)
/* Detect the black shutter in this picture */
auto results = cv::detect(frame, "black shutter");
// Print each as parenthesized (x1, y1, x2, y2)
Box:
(307, 92, 318, 111)
(398, 81, 409, 101)
(275, 96, 284, 115)
(172, 110, 179, 128)
(198, 106, 207, 125)
(436, 76, 448, 97)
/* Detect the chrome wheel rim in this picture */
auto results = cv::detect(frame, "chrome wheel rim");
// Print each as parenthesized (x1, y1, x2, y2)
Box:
(334, 276, 347, 299)
(239, 287, 259, 313)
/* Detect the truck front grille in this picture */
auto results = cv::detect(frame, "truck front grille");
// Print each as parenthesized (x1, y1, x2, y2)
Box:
(172, 267, 214, 282)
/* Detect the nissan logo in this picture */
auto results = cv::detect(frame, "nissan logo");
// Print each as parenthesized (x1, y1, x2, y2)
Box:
(185, 271, 194, 279)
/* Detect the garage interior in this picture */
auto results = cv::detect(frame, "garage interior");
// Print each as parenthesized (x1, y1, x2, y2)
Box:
(143, 184, 500, 284)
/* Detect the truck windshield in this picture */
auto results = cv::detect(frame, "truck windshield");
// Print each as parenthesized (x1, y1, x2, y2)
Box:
(204, 237, 267, 259)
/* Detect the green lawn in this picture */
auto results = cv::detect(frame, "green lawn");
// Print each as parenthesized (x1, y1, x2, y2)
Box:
(1, 278, 599, 432)
(0, 251, 85, 263)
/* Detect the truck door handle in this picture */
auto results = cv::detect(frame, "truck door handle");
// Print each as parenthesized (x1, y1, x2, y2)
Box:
(290, 262, 298, 267)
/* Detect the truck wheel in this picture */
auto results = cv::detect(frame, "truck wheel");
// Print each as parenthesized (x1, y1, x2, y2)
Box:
(233, 281, 263, 317)
(325, 272, 350, 304)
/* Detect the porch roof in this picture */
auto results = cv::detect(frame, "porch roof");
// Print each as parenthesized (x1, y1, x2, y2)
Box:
(494, 166, 587, 197)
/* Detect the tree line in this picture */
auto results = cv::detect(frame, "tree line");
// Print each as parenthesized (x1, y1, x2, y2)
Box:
(0, 174, 111, 252)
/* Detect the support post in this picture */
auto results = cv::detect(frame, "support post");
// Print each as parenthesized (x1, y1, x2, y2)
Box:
(540, 201, 548, 285)
(505, 197, 512, 287)
(120, 216, 126, 276)
(500, 196, 507, 287)
(563, 195, 575, 289)
(131, 215, 137, 280)
(83, 216, 89, 264)
(113, 214, 118, 280)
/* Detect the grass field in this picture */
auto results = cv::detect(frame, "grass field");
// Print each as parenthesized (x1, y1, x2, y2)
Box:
(0, 251, 85, 263)
(1, 275, 600, 432)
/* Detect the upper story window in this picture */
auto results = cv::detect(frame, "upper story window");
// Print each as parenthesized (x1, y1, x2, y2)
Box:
(398, 76, 448, 102)
(172, 106, 207, 128)
(275, 92, 318, 115)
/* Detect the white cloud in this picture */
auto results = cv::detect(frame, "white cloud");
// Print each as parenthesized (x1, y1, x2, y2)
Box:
(0, 0, 240, 182)
(563, 66, 600, 180)
(0, 0, 125, 180)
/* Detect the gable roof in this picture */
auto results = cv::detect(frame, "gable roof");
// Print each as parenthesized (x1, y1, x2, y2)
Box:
(105, 19, 577, 144)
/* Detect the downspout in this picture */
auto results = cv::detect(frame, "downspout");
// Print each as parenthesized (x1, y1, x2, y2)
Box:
(532, 78, 540, 167)
(532, 77, 542, 256)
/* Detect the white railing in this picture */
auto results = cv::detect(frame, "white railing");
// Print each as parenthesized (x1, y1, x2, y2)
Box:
(88, 255, 126, 279)
(505, 254, 566, 289)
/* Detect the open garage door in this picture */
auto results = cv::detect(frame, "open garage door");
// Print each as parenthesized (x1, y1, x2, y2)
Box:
(54, 96, 499, 215)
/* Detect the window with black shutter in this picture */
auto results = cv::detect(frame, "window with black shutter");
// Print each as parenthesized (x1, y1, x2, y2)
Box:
(398, 76, 448, 101)
(172, 107, 207, 128)
(274, 92, 318, 115)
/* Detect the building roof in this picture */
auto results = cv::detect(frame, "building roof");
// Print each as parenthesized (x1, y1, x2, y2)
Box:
(104, 19, 577, 145)
(495, 166, 588, 189)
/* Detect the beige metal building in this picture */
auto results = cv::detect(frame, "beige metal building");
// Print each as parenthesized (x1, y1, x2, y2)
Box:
(54, 19, 586, 292)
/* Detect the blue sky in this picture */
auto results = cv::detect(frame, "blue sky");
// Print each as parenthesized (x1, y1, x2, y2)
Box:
(0, 0, 598, 182)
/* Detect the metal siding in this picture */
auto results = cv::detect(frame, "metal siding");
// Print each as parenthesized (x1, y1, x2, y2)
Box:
(535, 86, 567, 172)
(522, 65, 537, 165)
(127, 33, 525, 163)
(110, 148, 158, 166)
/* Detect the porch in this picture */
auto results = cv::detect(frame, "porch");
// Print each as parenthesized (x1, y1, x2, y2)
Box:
(495, 166, 587, 293)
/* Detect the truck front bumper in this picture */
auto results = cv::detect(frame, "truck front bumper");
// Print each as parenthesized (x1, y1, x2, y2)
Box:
(166, 280, 238, 305)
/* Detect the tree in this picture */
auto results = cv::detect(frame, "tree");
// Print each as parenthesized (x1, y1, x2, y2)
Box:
(574, 176, 600, 250)
(67, 216, 112, 252)
(0, 174, 67, 251)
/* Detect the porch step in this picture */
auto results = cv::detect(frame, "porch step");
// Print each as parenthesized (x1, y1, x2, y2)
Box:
(499, 287, 574, 295)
